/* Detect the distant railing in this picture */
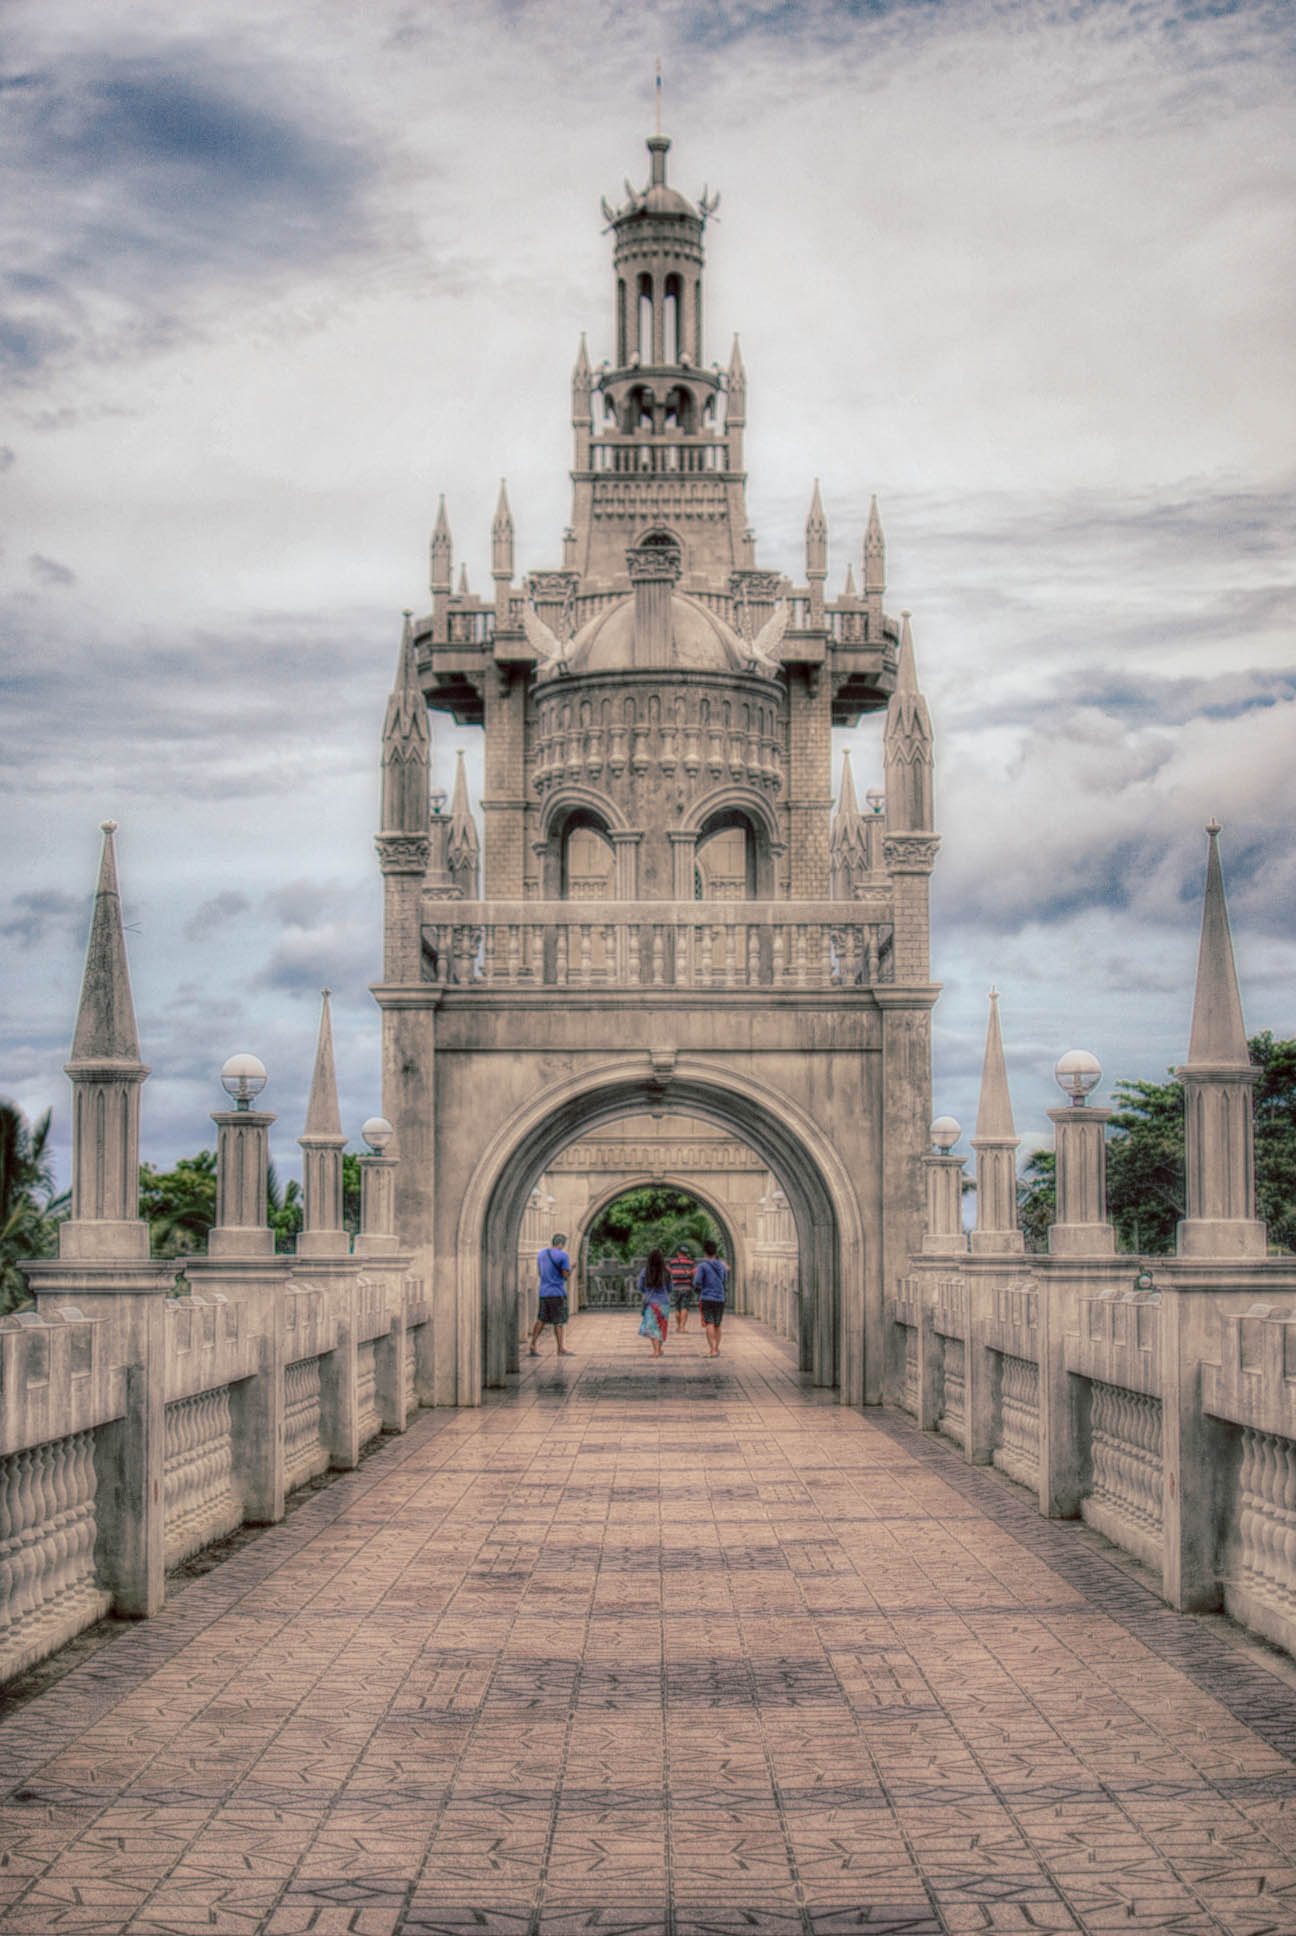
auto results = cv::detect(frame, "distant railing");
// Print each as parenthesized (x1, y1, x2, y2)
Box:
(588, 440, 731, 474)
(421, 901, 894, 991)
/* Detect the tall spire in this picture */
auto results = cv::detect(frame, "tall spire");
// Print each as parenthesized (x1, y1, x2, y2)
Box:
(863, 495, 885, 640)
(970, 988, 1024, 1253)
(1176, 822, 1266, 1257)
(883, 612, 934, 833)
(805, 479, 827, 624)
(446, 750, 480, 900)
(303, 988, 342, 1138)
(380, 613, 431, 836)
(298, 988, 348, 1255)
(1187, 820, 1249, 1067)
(61, 822, 150, 1258)
(491, 480, 514, 582)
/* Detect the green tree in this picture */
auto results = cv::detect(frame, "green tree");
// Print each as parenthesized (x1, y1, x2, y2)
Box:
(139, 1149, 217, 1258)
(0, 1100, 69, 1312)
(267, 1162, 303, 1254)
(342, 1152, 362, 1237)
(1015, 1033, 1296, 1256)
(587, 1187, 721, 1264)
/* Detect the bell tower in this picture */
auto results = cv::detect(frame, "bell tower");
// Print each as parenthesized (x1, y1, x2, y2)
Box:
(373, 125, 940, 1411)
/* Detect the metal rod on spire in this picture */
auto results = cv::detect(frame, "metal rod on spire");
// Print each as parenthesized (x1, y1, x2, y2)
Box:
(655, 58, 663, 135)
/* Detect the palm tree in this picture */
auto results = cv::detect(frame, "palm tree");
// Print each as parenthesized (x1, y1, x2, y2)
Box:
(0, 1100, 69, 1312)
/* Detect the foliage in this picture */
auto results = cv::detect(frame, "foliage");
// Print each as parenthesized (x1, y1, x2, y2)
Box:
(586, 1186, 722, 1266)
(139, 1150, 217, 1258)
(267, 1161, 303, 1254)
(1016, 1032, 1296, 1255)
(0, 1100, 69, 1312)
(343, 1153, 362, 1237)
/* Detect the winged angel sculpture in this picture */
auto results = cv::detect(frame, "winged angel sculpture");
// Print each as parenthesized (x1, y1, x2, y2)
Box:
(523, 603, 572, 676)
(742, 601, 788, 678)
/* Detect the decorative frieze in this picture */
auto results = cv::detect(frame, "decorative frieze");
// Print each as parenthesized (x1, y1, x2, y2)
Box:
(550, 1139, 764, 1172)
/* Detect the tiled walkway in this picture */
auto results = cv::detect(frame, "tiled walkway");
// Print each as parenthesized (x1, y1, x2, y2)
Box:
(4, 1316, 1296, 1935)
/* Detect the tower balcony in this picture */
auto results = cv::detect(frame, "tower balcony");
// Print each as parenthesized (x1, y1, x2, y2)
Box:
(420, 900, 895, 993)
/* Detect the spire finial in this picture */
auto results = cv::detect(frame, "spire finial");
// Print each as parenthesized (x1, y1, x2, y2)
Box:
(655, 57, 663, 137)
(303, 988, 343, 1139)
(1186, 818, 1249, 1067)
(70, 821, 143, 1065)
(974, 986, 1016, 1141)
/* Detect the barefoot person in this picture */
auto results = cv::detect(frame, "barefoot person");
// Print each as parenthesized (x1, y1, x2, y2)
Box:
(638, 1247, 671, 1358)
(529, 1233, 573, 1357)
(694, 1240, 728, 1357)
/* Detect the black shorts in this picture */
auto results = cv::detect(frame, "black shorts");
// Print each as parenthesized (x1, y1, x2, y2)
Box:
(538, 1295, 568, 1325)
(700, 1299, 724, 1325)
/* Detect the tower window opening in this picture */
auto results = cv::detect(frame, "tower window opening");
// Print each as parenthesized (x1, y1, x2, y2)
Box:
(559, 814, 615, 902)
(616, 278, 628, 367)
(637, 275, 653, 363)
(664, 276, 681, 363)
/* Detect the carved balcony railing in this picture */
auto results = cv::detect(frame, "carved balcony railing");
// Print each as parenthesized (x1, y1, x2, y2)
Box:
(421, 901, 894, 991)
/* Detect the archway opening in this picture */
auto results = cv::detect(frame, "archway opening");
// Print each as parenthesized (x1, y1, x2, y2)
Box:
(490, 1083, 845, 1398)
(581, 1183, 731, 1309)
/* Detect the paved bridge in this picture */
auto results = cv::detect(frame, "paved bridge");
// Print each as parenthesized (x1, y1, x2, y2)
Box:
(3, 1315, 1296, 1935)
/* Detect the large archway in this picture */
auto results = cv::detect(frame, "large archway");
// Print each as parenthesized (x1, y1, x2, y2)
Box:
(455, 1059, 867, 1404)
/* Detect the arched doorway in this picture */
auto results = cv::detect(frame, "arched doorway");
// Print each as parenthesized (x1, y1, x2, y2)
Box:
(455, 1060, 866, 1404)
(573, 1175, 744, 1310)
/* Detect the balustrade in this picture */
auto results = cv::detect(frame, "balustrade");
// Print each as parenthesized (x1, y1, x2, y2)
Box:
(938, 1337, 966, 1441)
(0, 1434, 105, 1678)
(283, 1357, 328, 1495)
(993, 1354, 1041, 1490)
(1081, 1381, 1164, 1571)
(423, 903, 893, 991)
(356, 1341, 382, 1446)
(900, 1326, 919, 1417)
(1230, 1428, 1296, 1622)
(163, 1388, 239, 1568)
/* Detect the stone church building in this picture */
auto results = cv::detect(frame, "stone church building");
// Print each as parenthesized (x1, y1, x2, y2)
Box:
(374, 130, 940, 1407)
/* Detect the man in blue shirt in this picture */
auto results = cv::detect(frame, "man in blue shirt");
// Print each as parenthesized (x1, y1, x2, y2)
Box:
(693, 1239, 728, 1357)
(528, 1233, 573, 1357)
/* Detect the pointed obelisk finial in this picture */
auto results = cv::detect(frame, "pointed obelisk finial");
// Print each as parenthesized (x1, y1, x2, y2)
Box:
(1176, 821, 1266, 1257)
(492, 478, 514, 589)
(830, 750, 869, 900)
(884, 611, 933, 834)
(61, 821, 151, 1258)
(863, 494, 885, 640)
(298, 988, 348, 1256)
(970, 988, 1024, 1253)
(1186, 819, 1249, 1067)
(446, 749, 480, 901)
(843, 562, 858, 600)
(430, 493, 452, 594)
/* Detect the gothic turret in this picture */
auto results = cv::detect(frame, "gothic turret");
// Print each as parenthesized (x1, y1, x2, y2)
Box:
(863, 495, 885, 641)
(446, 750, 480, 900)
(1176, 822, 1266, 1258)
(830, 752, 870, 901)
(884, 613, 934, 835)
(60, 821, 150, 1260)
(430, 495, 452, 635)
(806, 480, 827, 625)
(380, 614, 431, 836)
(970, 989, 1024, 1254)
(492, 480, 514, 626)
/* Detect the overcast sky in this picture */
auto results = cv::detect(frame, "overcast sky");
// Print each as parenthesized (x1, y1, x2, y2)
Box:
(3, 0, 1293, 1195)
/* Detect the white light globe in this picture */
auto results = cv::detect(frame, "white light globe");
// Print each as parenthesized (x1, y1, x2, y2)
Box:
(1055, 1049, 1101, 1104)
(220, 1053, 267, 1108)
(931, 1116, 961, 1152)
(361, 1116, 394, 1153)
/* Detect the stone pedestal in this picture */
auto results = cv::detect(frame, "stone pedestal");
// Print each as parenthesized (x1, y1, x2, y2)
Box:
(209, 1109, 275, 1258)
(1048, 1105, 1116, 1256)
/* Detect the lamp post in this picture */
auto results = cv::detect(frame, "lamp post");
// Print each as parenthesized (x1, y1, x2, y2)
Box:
(355, 1115, 399, 1257)
(209, 1055, 276, 1257)
(1047, 1050, 1115, 1255)
(922, 1115, 967, 1253)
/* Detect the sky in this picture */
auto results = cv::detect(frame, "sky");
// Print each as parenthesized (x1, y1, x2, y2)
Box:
(2, 0, 1293, 1195)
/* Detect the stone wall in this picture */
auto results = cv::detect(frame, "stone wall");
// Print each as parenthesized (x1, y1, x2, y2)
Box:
(1, 1264, 430, 1684)
(888, 1250, 1296, 1643)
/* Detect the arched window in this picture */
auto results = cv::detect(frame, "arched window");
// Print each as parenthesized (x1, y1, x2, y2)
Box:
(562, 816, 615, 901)
(616, 278, 628, 366)
(664, 275, 681, 363)
(637, 275, 653, 363)
(695, 818, 755, 902)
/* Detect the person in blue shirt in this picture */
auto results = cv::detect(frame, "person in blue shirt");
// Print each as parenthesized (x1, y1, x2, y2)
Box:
(528, 1233, 573, 1357)
(693, 1239, 728, 1357)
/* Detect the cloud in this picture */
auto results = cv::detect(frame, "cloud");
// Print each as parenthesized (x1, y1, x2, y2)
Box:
(28, 551, 75, 586)
(0, 46, 378, 386)
(1, 888, 84, 949)
(183, 890, 250, 941)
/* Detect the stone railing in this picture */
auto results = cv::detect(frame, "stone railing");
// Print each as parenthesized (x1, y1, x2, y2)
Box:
(422, 901, 894, 991)
(1, 1265, 431, 1684)
(890, 1251, 1296, 1655)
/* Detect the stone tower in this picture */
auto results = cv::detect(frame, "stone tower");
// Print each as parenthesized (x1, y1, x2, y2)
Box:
(374, 129, 941, 1406)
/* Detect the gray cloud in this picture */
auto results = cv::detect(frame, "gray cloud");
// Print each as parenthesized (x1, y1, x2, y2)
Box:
(183, 891, 251, 941)
(0, 52, 377, 385)
(28, 552, 75, 587)
(1, 889, 84, 950)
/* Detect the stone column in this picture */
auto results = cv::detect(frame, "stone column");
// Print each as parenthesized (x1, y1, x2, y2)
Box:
(922, 1154, 968, 1254)
(208, 1110, 276, 1258)
(355, 1154, 400, 1258)
(1048, 1105, 1116, 1255)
